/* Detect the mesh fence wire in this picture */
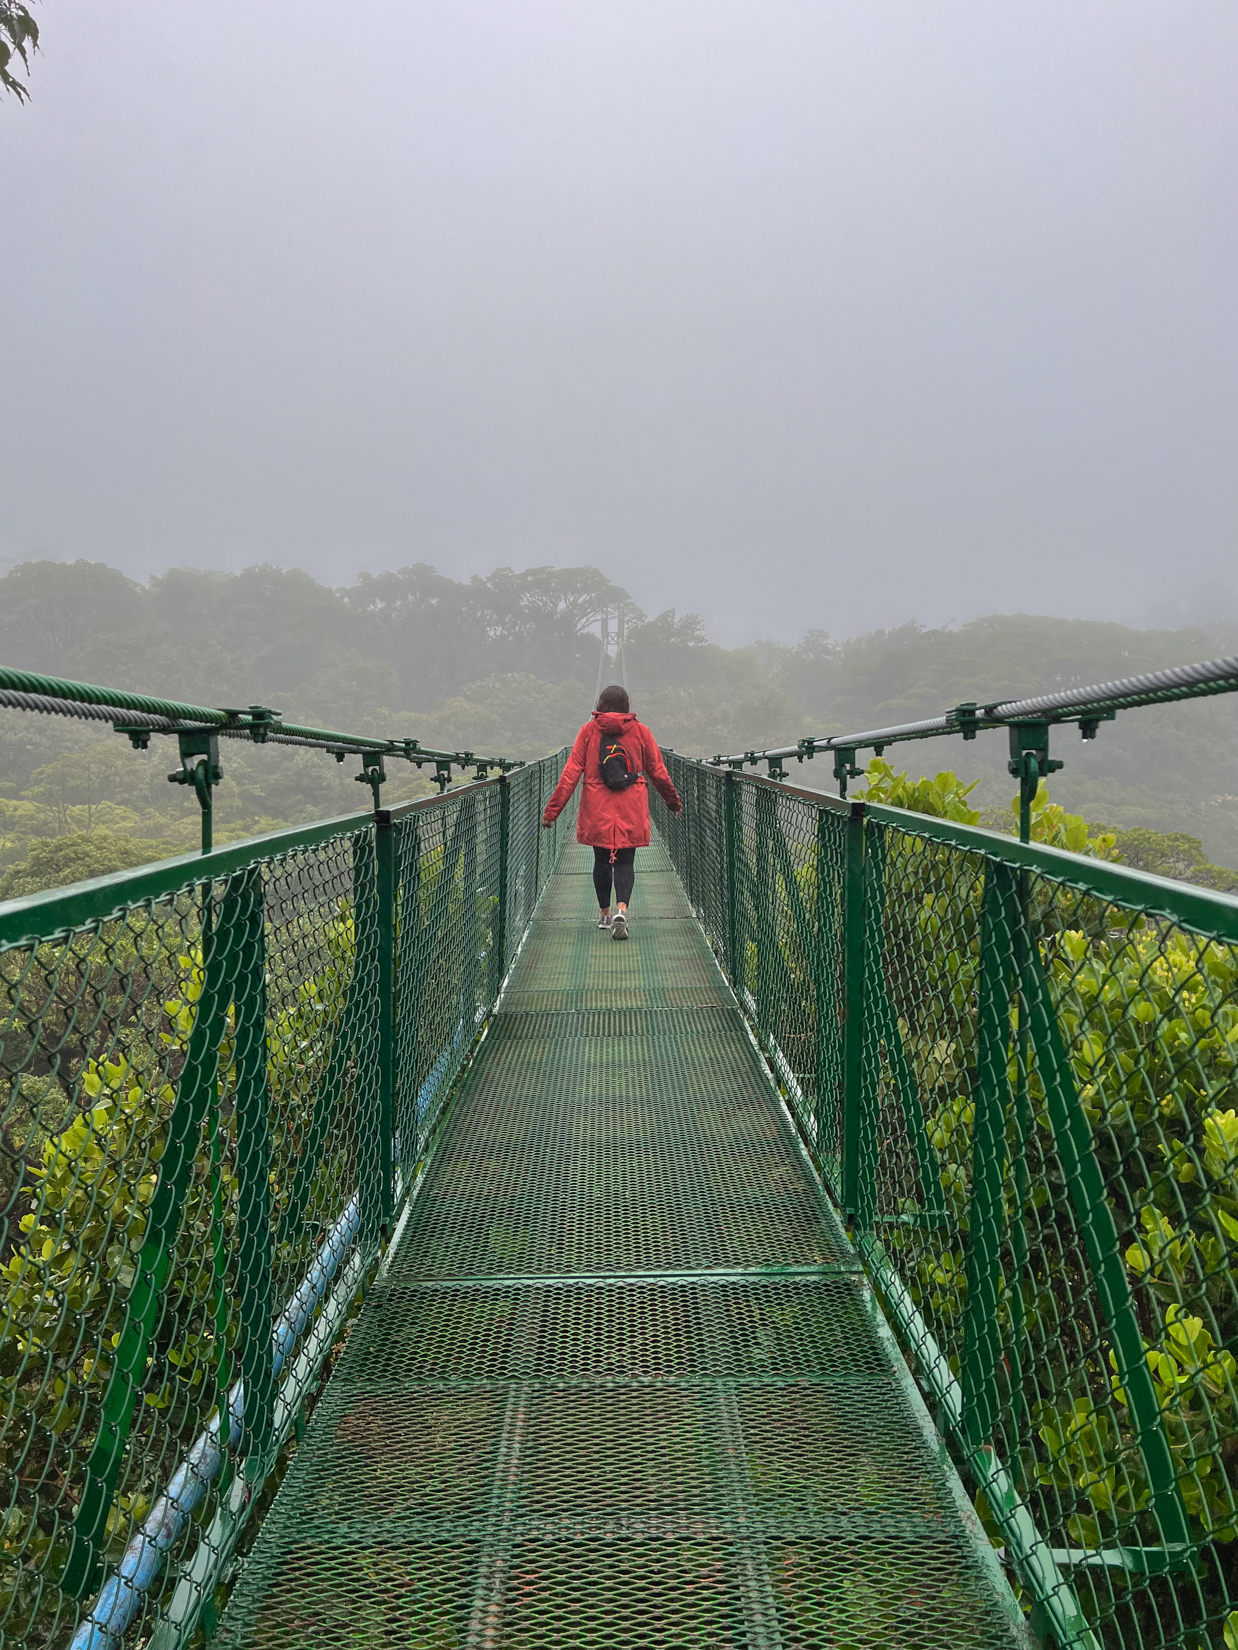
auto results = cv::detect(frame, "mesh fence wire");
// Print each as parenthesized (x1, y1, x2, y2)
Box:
(17, 730, 1238, 1649)
(211, 766, 1022, 1650)
(653, 755, 1238, 1650)
(0, 749, 569, 1650)
(863, 810, 1238, 1650)
(389, 753, 571, 1178)
(655, 757, 850, 1198)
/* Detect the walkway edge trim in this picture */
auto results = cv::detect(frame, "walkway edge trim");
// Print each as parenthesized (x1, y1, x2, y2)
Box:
(860, 1235, 1102, 1650)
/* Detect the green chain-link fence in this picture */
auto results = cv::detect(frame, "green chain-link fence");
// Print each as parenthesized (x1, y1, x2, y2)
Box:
(655, 752, 1238, 1650)
(0, 751, 570, 1650)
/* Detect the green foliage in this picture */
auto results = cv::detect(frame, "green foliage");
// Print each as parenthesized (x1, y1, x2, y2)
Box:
(765, 614, 1238, 872)
(867, 815, 1238, 1638)
(860, 756, 1120, 859)
(856, 759, 981, 823)
(1022, 926, 1238, 1560)
(1015, 781, 1120, 859)
(1101, 825, 1238, 894)
(0, 1, 37, 101)
(3, 556, 1237, 900)
(0, 875, 361, 1636)
(827, 761, 1238, 1637)
(0, 831, 176, 900)
(0, 949, 211, 1627)
(415, 674, 588, 761)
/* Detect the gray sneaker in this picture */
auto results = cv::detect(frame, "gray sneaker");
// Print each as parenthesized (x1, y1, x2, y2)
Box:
(598, 911, 613, 930)
(611, 910, 629, 941)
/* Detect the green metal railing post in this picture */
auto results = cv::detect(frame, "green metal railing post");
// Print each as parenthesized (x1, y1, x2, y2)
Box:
(374, 812, 397, 1230)
(492, 775, 511, 996)
(352, 832, 384, 1248)
(462, 791, 480, 1017)
(812, 809, 841, 1166)
(230, 864, 277, 1465)
(682, 763, 695, 905)
(840, 800, 866, 1220)
(1013, 917, 1194, 1557)
(400, 813, 423, 1165)
(724, 771, 741, 988)
(1007, 721, 1062, 844)
(166, 731, 223, 855)
(63, 878, 233, 1596)
(960, 860, 1019, 1449)
(754, 786, 776, 1045)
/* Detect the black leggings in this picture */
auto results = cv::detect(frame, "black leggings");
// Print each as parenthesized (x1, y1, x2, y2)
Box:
(593, 846, 636, 908)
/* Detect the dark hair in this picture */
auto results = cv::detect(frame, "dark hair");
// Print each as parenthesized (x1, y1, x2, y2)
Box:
(595, 685, 630, 714)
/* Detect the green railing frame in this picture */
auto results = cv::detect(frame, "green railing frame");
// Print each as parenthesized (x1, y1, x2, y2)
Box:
(0, 751, 571, 1650)
(653, 756, 1238, 1650)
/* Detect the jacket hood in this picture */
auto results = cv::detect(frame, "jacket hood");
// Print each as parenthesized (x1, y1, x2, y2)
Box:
(593, 711, 637, 735)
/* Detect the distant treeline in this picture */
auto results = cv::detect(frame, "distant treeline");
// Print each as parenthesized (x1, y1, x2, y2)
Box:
(1, 557, 1237, 888)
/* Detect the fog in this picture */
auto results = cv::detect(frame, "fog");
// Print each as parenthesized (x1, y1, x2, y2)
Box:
(2, 1, 1235, 643)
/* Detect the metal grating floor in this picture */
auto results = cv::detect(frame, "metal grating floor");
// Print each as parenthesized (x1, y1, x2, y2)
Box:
(217, 842, 1025, 1649)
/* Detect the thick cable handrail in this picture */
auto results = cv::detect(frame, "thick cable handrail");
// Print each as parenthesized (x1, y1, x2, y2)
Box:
(709, 653, 1238, 769)
(0, 666, 516, 770)
(0, 664, 527, 852)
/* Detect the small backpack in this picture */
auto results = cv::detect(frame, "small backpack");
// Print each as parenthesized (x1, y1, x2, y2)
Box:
(599, 737, 641, 790)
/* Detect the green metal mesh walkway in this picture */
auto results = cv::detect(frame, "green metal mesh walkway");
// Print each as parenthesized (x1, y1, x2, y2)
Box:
(215, 841, 1026, 1650)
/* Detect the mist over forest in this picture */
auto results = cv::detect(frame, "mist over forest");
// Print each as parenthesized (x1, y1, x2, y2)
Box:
(2, 555, 1237, 897)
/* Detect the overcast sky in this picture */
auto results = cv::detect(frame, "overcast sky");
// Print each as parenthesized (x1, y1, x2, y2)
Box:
(2, 2, 1235, 642)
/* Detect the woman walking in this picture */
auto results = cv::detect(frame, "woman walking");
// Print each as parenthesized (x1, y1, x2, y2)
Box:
(542, 686, 681, 940)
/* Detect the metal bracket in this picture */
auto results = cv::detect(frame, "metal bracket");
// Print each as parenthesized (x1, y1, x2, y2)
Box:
(951, 701, 980, 741)
(355, 754, 387, 811)
(1078, 709, 1116, 741)
(167, 731, 223, 853)
(832, 746, 861, 798)
(1006, 721, 1063, 843)
(245, 704, 277, 743)
(115, 723, 152, 751)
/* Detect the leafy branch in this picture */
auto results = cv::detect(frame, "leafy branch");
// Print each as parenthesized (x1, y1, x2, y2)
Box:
(0, 1, 38, 101)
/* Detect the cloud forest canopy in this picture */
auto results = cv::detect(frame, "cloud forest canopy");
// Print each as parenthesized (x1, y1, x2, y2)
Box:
(1, 556, 1237, 879)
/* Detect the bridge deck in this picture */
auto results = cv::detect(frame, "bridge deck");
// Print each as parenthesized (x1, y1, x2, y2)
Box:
(217, 842, 1024, 1649)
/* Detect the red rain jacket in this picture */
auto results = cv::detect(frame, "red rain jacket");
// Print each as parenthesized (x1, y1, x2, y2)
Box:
(542, 712, 681, 850)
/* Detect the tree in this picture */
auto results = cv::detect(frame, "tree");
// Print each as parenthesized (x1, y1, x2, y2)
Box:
(339, 564, 482, 707)
(26, 745, 136, 835)
(0, 831, 173, 899)
(417, 674, 588, 759)
(0, 561, 143, 680)
(1099, 824, 1238, 894)
(0, 1, 37, 100)
(464, 565, 632, 685)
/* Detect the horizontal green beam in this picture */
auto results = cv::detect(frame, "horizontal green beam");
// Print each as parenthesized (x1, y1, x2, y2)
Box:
(0, 811, 368, 949)
(0, 768, 525, 948)
(659, 758, 1238, 940)
(862, 800, 1238, 941)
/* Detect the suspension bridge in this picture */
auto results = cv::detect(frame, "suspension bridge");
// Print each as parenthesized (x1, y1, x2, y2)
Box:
(2, 661, 1238, 1649)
